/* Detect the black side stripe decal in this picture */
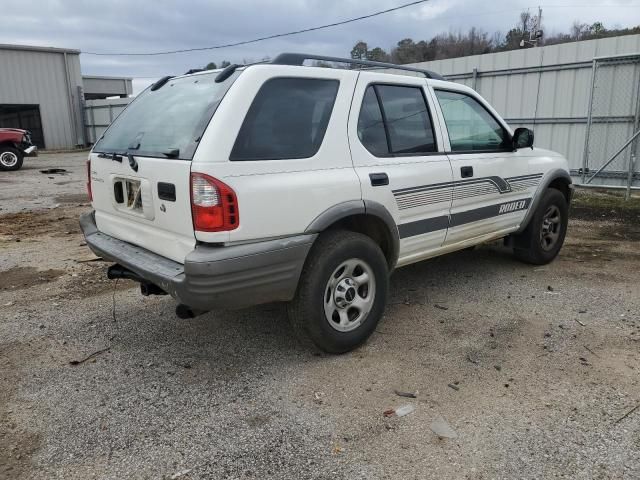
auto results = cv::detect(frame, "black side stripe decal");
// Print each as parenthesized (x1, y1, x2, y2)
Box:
(505, 173, 544, 181)
(398, 215, 449, 239)
(392, 173, 542, 197)
(398, 198, 532, 239)
(393, 173, 543, 211)
(450, 198, 531, 227)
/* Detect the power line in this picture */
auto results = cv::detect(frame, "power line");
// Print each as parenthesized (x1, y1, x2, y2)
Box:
(82, 1, 640, 68)
(83, 0, 431, 56)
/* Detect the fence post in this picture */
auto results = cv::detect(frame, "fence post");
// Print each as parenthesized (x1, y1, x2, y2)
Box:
(472, 67, 478, 90)
(630, 64, 640, 199)
(627, 153, 636, 200)
(90, 105, 96, 145)
(582, 59, 598, 183)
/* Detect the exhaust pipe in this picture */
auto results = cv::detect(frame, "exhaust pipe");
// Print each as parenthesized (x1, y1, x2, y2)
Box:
(107, 264, 167, 296)
(175, 304, 209, 319)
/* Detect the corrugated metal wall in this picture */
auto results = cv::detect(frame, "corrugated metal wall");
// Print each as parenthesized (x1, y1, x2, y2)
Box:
(0, 46, 84, 149)
(82, 76, 133, 99)
(84, 98, 132, 144)
(410, 35, 640, 184)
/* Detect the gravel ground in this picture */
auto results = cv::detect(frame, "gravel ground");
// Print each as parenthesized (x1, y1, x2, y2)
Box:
(1, 153, 639, 479)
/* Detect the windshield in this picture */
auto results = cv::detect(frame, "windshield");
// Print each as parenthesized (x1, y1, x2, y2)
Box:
(93, 70, 240, 160)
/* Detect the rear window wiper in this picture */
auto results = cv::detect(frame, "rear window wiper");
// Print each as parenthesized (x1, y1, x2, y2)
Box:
(97, 151, 123, 162)
(96, 149, 180, 160)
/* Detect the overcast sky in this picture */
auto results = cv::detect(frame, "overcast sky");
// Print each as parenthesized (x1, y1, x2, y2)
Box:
(1, 0, 638, 93)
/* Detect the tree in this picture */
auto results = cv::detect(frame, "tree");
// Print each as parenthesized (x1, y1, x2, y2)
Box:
(392, 38, 420, 63)
(220, 60, 231, 68)
(590, 22, 606, 35)
(571, 21, 590, 40)
(205, 62, 217, 70)
(348, 11, 639, 64)
(366, 47, 390, 62)
(350, 41, 368, 60)
(519, 11, 535, 35)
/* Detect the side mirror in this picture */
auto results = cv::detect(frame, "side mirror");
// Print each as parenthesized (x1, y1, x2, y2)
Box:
(513, 127, 534, 150)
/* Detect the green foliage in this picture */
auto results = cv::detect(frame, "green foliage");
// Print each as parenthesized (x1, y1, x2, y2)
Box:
(590, 22, 606, 35)
(350, 41, 368, 60)
(205, 62, 217, 70)
(366, 47, 390, 62)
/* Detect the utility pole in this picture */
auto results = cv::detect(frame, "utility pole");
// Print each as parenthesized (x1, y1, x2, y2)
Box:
(521, 7, 543, 47)
(531, 7, 543, 44)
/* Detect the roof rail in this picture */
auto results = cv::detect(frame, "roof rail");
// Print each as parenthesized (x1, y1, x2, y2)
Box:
(271, 53, 445, 80)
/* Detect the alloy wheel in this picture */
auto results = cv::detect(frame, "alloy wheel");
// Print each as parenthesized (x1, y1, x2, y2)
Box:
(323, 258, 376, 332)
(540, 204, 561, 251)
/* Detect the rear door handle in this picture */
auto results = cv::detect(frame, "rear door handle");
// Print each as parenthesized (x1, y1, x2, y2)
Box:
(369, 172, 389, 187)
(460, 166, 474, 178)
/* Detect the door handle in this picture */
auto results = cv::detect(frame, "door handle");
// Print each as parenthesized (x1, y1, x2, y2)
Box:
(460, 166, 474, 178)
(369, 172, 389, 186)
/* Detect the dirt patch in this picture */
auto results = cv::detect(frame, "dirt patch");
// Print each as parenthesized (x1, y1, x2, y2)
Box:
(0, 340, 47, 480)
(0, 207, 84, 239)
(0, 267, 65, 290)
(59, 262, 137, 300)
(601, 221, 640, 241)
(53, 181, 78, 186)
(53, 193, 89, 204)
(0, 423, 41, 480)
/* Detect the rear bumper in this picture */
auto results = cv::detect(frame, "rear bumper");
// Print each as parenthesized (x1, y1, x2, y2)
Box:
(79, 212, 315, 310)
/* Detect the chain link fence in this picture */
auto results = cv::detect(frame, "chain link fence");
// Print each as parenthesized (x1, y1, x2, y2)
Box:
(582, 53, 640, 192)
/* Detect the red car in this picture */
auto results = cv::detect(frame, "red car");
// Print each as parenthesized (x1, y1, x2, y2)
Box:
(0, 128, 38, 171)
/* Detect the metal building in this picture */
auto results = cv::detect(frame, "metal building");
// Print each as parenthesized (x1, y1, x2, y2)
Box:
(0, 43, 132, 149)
(410, 35, 640, 188)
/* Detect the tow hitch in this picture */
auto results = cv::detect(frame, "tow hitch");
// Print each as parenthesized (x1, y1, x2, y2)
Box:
(175, 304, 209, 319)
(106, 264, 167, 296)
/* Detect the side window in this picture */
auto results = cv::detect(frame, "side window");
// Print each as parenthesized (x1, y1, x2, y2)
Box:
(434, 90, 509, 152)
(230, 78, 339, 161)
(357, 84, 437, 156)
(357, 87, 388, 156)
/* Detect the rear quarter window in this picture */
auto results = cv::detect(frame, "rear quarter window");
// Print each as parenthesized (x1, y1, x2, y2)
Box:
(230, 77, 339, 161)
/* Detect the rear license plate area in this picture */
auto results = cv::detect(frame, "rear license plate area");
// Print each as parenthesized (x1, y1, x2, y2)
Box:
(114, 178, 143, 213)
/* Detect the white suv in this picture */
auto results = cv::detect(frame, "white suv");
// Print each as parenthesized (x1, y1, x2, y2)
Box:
(80, 53, 573, 353)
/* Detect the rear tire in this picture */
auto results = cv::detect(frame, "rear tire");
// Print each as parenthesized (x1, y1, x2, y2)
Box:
(513, 188, 568, 265)
(287, 230, 389, 354)
(0, 147, 24, 171)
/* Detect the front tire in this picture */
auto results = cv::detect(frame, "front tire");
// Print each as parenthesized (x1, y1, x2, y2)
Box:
(513, 188, 568, 265)
(287, 230, 389, 354)
(0, 147, 24, 171)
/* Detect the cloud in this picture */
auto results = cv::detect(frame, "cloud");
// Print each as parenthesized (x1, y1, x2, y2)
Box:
(0, 0, 637, 83)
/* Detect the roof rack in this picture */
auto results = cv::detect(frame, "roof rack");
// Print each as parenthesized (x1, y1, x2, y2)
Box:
(271, 53, 445, 80)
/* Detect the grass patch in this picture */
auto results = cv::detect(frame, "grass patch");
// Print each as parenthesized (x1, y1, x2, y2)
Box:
(572, 189, 640, 210)
(571, 188, 640, 223)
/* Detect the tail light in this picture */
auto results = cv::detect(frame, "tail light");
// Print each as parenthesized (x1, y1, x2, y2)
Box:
(190, 172, 238, 232)
(86, 159, 93, 202)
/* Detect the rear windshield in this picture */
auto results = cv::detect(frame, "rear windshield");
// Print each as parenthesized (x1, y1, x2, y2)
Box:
(93, 71, 240, 160)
